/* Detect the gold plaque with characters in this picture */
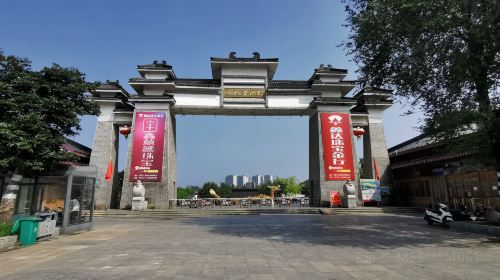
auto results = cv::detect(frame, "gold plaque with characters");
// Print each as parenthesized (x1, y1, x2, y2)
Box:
(223, 88, 265, 98)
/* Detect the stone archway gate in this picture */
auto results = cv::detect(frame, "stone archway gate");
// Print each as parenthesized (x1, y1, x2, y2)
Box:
(89, 53, 392, 209)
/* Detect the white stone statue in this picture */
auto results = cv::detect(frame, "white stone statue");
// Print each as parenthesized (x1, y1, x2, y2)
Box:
(131, 180, 148, 211)
(132, 180, 145, 199)
(343, 180, 357, 208)
(344, 180, 356, 195)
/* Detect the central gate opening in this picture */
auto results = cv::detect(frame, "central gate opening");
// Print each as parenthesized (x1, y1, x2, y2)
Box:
(175, 115, 309, 206)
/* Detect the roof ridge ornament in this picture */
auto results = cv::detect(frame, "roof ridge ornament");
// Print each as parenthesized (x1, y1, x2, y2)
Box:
(152, 60, 168, 65)
(252, 52, 260, 60)
(105, 80, 120, 86)
(229, 51, 237, 59)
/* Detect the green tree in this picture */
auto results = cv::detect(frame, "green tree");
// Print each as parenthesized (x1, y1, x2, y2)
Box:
(199, 181, 218, 198)
(218, 183, 232, 198)
(0, 50, 99, 222)
(300, 180, 310, 197)
(258, 182, 271, 196)
(177, 186, 198, 199)
(275, 176, 302, 196)
(343, 1, 500, 167)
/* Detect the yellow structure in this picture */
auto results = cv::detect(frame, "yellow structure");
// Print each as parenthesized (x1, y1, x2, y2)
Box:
(209, 189, 221, 199)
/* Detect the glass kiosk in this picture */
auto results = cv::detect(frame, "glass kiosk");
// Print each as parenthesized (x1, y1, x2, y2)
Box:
(25, 166, 97, 234)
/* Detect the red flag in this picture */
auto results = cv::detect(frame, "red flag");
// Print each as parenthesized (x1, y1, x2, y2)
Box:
(105, 160, 113, 182)
(373, 159, 380, 181)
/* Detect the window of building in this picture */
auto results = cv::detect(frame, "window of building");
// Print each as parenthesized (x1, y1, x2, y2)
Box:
(15, 178, 36, 214)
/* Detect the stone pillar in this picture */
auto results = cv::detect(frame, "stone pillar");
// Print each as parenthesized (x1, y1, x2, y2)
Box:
(362, 108, 390, 184)
(309, 107, 361, 206)
(309, 111, 321, 205)
(120, 103, 176, 209)
(89, 105, 119, 209)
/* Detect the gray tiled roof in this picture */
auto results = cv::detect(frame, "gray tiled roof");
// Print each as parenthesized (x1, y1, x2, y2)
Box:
(388, 134, 432, 154)
(174, 79, 221, 87)
(129, 77, 360, 91)
(129, 78, 174, 83)
(314, 67, 348, 73)
(350, 99, 393, 113)
(390, 151, 473, 169)
(137, 61, 172, 70)
(93, 80, 130, 97)
(269, 80, 357, 89)
(311, 97, 358, 104)
(352, 86, 393, 99)
(97, 84, 121, 90)
(312, 80, 358, 86)
(129, 78, 221, 88)
(269, 80, 311, 89)
(210, 57, 278, 62)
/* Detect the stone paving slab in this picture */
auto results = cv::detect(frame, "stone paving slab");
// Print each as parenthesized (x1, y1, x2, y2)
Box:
(0, 214, 499, 279)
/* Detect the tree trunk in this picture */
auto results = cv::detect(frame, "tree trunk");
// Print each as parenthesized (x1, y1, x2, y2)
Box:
(0, 171, 23, 223)
(468, 37, 499, 173)
(491, 110, 500, 173)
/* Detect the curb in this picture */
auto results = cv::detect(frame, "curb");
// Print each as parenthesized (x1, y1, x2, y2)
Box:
(450, 221, 500, 237)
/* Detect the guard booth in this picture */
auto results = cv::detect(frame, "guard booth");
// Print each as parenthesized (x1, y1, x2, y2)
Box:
(61, 166, 97, 233)
(24, 166, 97, 234)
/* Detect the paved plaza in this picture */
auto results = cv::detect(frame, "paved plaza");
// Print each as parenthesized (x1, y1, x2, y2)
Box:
(1, 213, 500, 279)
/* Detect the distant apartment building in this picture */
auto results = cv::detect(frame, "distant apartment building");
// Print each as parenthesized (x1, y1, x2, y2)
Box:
(224, 174, 275, 189)
(237, 175, 250, 188)
(264, 175, 275, 184)
(245, 182, 256, 189)
(252, 175, 264, 187)
(225, 175, 238, 187)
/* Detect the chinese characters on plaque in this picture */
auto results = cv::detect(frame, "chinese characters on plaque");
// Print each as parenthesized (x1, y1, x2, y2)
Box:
(223, 88, 265, 98)
(321, 113, 355, 181)
(129, 112, 166, 182)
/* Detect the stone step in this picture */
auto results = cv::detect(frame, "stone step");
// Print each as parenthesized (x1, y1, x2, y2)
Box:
(87, 206, 423, 219)
(91, 209, 321, 215)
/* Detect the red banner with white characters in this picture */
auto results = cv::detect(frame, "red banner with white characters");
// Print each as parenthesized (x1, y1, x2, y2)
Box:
(321, 113, 355, 181)
(129, 112, 166, 182)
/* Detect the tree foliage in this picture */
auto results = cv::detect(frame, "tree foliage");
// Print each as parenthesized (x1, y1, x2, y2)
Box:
(177, 186, 199, 199)
(274, 176, 302, 196)
(258, 183, 271, 195)
(218, 183, 232, 197)
(343, 0, 500, 166)
(199, 181, 232, 198)
(299, 181, 309, 197)
(0, 50, 100, 176)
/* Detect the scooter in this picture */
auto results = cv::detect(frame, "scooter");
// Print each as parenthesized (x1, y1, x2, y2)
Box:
(424, 203, 453, 227)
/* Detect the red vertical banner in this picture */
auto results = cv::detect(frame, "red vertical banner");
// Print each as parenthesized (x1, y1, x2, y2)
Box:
(129, 112, 166, 182)
(321, 113, 355, 181)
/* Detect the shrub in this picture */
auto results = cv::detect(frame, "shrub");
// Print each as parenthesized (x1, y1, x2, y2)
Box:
(0, 222, 12, 237)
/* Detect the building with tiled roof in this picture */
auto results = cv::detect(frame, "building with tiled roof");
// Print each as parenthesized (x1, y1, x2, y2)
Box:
(388, 133, 499, 208)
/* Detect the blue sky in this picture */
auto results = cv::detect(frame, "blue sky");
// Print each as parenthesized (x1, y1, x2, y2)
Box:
(1, 0, 422, 186)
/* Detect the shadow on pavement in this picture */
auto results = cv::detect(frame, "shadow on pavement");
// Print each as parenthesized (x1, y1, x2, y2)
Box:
(169, 214, 499, 250)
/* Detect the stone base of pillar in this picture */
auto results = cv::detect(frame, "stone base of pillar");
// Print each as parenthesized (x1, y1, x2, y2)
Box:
(121, 181, 173, 209)
(345, 195, 357, 208)
(131, 198, 148, 211)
